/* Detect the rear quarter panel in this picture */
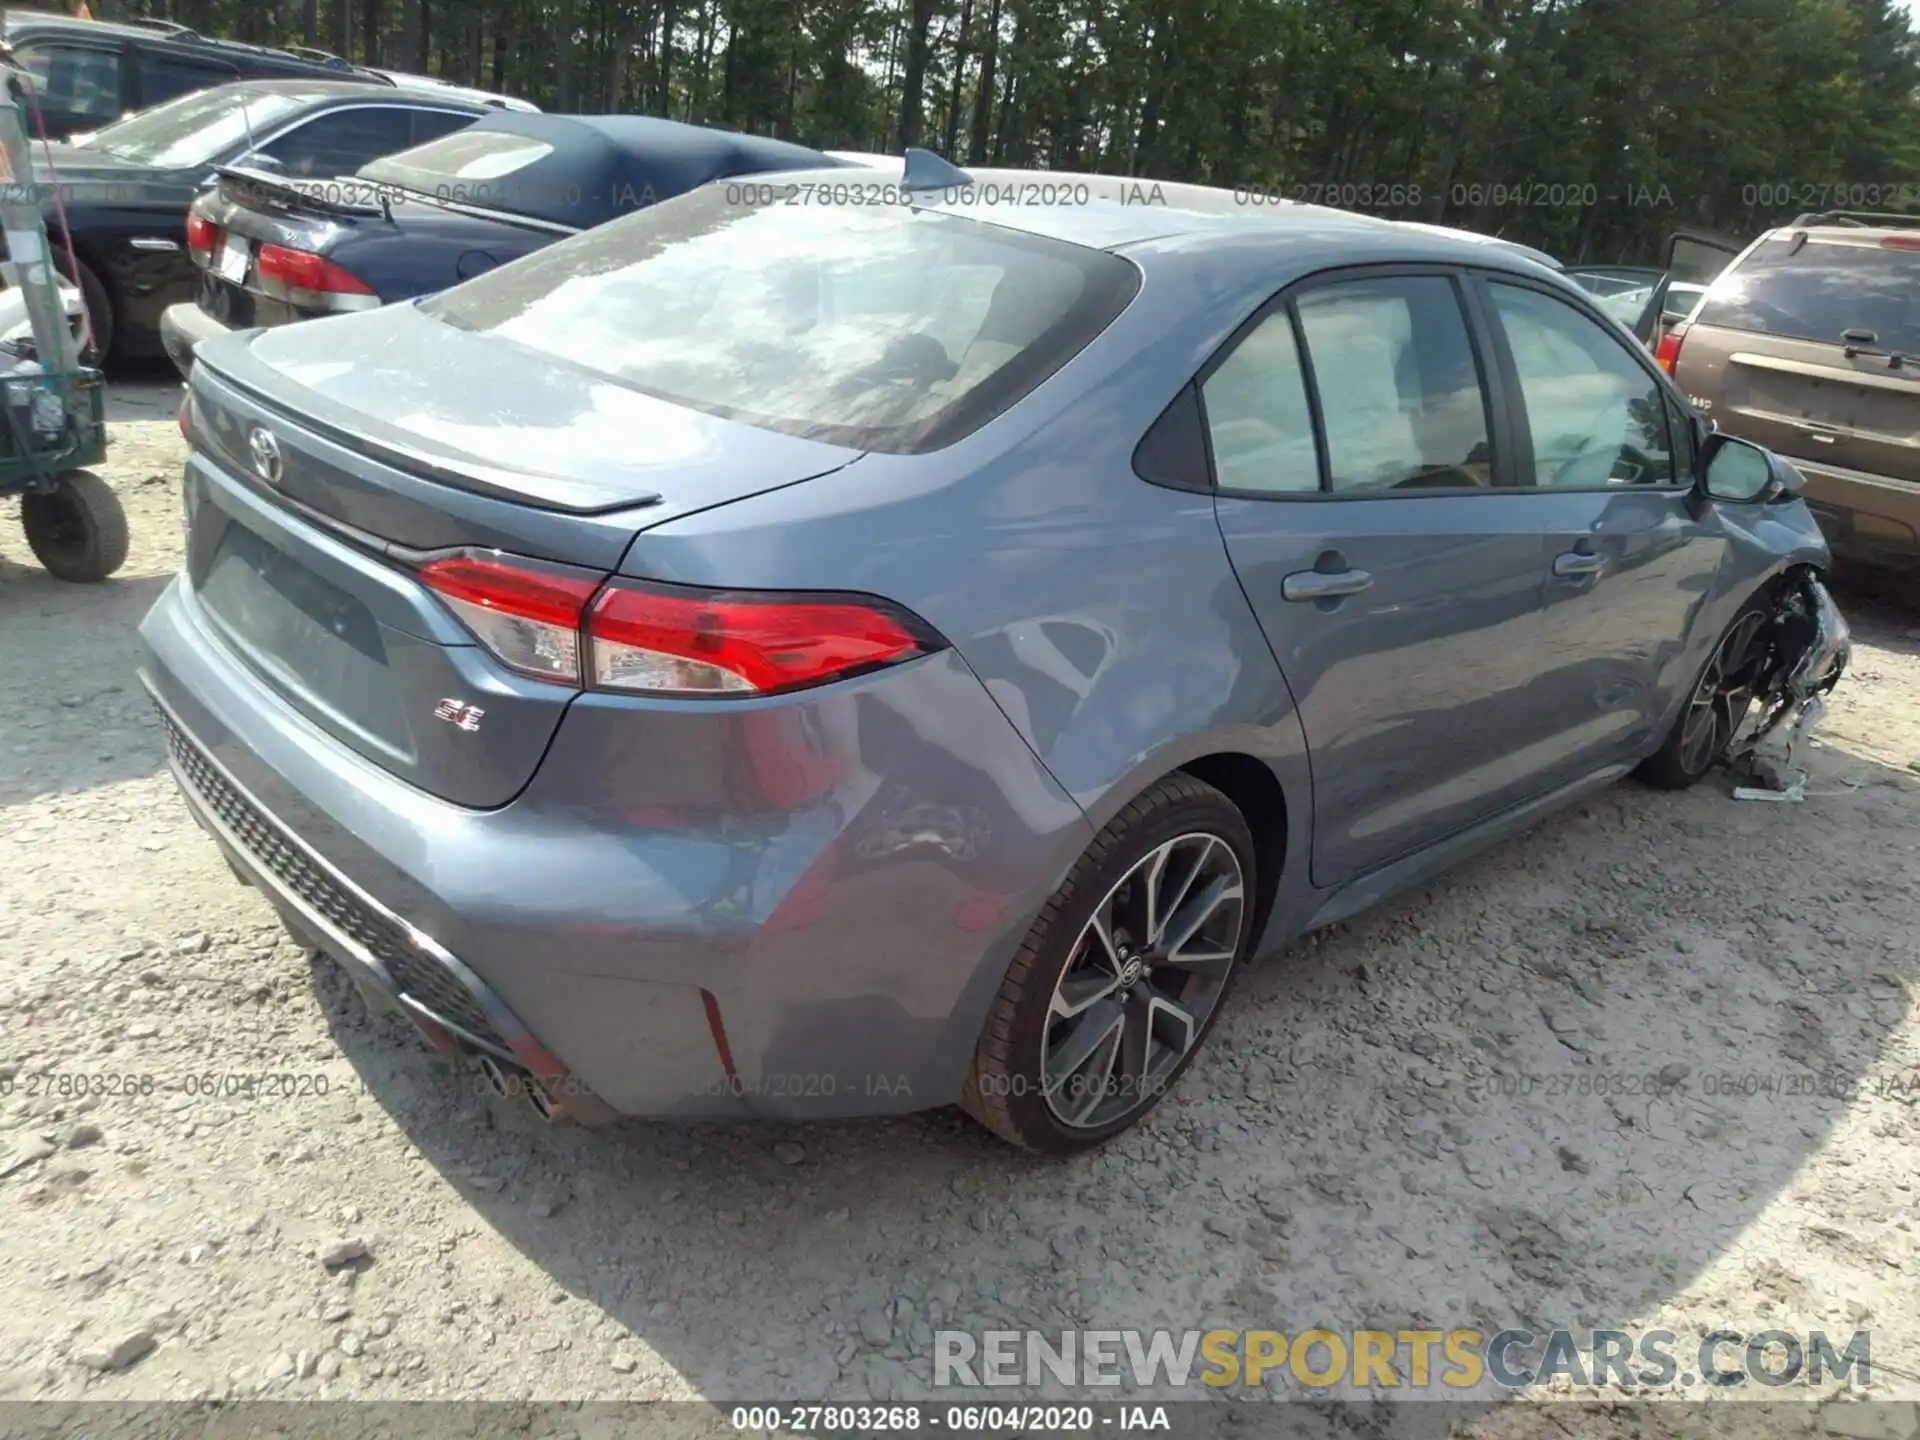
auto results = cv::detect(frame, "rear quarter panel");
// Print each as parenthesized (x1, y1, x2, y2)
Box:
(617, 249, 1318, 955)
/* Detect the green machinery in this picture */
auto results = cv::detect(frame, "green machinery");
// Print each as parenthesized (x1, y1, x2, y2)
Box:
(0, 53, 123, 582)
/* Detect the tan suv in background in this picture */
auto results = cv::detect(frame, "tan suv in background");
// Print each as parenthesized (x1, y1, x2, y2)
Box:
(1660, 212, 1920, 570)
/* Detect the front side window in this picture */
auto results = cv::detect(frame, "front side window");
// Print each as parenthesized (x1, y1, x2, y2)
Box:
(1295, 275, 1493, 493)
(424, 185, 1141, 453)
(14, 43, 120, 122)
(1489, 282, 1677, 488)
(257, 107, 417, 178)
(1200, 312, 1318, 495)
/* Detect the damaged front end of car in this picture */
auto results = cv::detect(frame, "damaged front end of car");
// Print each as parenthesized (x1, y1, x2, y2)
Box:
(1727, 569, 1852, 800)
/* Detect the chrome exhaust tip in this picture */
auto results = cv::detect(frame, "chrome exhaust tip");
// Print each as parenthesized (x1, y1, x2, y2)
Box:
(524, 1080, 558, 1123)
(475, 1054, 512, 1100)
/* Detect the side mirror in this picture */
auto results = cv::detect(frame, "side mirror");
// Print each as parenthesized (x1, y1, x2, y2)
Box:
(1690, 432, 1801, 516)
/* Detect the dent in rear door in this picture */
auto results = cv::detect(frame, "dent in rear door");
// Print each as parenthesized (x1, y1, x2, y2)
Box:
(1204, 268, 1553, 889)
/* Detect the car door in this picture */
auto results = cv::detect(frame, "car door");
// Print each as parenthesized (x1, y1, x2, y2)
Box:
(1474, 271, 1727, 785)
(1208, 267, 1555, 889)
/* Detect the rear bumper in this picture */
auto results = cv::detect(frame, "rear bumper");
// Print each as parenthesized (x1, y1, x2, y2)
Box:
(1794, 459, 1920, 566)
(160, 301, 232, 380)
(137, 572, 1090, 1121)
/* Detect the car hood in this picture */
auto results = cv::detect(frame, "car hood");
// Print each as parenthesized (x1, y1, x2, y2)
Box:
(194, 300, 867, 516)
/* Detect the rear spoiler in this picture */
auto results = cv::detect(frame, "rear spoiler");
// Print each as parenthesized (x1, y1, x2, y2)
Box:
(210, 164, 390, 217)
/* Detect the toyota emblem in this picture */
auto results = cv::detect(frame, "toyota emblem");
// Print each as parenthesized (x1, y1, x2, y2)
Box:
(247, 426, 283, 486)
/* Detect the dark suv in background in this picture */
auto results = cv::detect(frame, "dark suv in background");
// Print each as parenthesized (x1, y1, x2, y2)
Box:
(1664, 212, 1920, 570)
(3, 11, 403, 138)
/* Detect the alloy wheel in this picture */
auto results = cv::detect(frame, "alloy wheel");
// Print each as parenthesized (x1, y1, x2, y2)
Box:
(1678, 611, 1769, 775)
(1041, 831, 1245, 1130)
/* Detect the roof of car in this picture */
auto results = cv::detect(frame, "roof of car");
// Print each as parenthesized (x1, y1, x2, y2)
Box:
(763, 161, 1568, 273)
(210, 76, 489, 107)
(360, 110, 845, 230)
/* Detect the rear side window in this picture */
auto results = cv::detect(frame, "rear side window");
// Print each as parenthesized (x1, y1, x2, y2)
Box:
(136, 51, 238, 108)
(259, 106, 416, 178)
(409, 108, 476, 147)
(1695, 237, 1920, 354)
(1295, 276, 1493, 493)
(425, 186, 1141, 453)
(1200, 313, 1318, 495)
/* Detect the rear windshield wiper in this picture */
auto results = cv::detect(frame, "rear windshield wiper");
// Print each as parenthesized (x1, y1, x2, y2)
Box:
(1840, 328, 1915, 369)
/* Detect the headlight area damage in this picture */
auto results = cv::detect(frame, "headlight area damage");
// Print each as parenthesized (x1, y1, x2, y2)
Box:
(1728, 570, 1852, 802)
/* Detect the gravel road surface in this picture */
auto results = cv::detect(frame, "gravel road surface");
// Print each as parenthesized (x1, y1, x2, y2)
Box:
(2, 389, 1917, 1435)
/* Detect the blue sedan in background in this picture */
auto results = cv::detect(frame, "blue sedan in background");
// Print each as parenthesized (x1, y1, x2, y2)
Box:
(140, 158, 1847, 1152)
(159, 111, 847, 374)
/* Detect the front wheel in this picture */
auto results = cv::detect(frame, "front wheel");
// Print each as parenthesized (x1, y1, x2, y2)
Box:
(1637, 600, 1771, 790)
(21, 469, 129, 582)
(961, 774, 1257, 1154)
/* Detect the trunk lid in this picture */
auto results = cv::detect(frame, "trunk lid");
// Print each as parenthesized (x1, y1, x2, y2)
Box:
(192, 168, 381, 330)
(185, 309, 864, 807)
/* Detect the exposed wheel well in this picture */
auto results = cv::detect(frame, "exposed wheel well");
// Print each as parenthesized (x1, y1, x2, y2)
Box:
(1178, 753, 1286, 947)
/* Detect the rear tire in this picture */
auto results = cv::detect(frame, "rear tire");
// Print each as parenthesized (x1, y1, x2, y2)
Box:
(961, 774, 1257, 1154)
(1637, 599, 1772, 790)
(21, 469, 128, 583)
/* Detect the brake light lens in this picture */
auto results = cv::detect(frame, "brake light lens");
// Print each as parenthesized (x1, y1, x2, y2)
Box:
(587, 582, 941, 696)
(255, 242, 377, 306)
(419, 551, 601, 683)
(1654, 325, 1686, 375)
(419, 552, 946, 696)
(1882, 235, 1920, 251)
(185, 211, 219, 264)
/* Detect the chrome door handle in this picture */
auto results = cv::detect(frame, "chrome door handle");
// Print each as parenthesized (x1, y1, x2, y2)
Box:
(1554, 551, 1605, 578)
(1282, 568, 1373, 601)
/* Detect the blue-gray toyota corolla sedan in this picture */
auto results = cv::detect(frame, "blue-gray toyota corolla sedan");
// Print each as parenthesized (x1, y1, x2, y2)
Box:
(140, 159, 1847, 1153)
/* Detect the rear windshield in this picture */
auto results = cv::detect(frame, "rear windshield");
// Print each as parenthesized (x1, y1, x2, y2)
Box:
(359, 127, 555, 196)
(1694, 236, 1920, 354)
(86, 86, 313, 169)
(422, 184, 1141, 453)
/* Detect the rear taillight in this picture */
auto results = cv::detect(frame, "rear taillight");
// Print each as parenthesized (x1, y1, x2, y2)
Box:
(1654, 325, 1686, 375)
(419, 550, 944, 696)
(419, 551, 601, 683)
(1882, 235, 1920, 251)
(185, 211, 219, 266)
(588, 582, 941, 696)
(255, 242, 379, 311)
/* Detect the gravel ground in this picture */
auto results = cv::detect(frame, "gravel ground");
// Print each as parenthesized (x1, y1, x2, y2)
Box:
(2, 390, 1918, 1431)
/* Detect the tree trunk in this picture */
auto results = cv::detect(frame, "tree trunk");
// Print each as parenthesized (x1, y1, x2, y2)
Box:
(360, 0, 380, 67)
(895, 0, 936, 151)
(966, 0, 1000, 163)
(608, 17, 635, 112)
(300, 0, 318, 45)
(556, 0, 575, 109)
(331, 0, 350, 58)
(464, 9, 481, 82)
(689, 2, 716, 122)
(491, 21, 508, 90)
(656, 0, 676, 113)
(942, 0, 973, 157)
(398, 0, 420, 70)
